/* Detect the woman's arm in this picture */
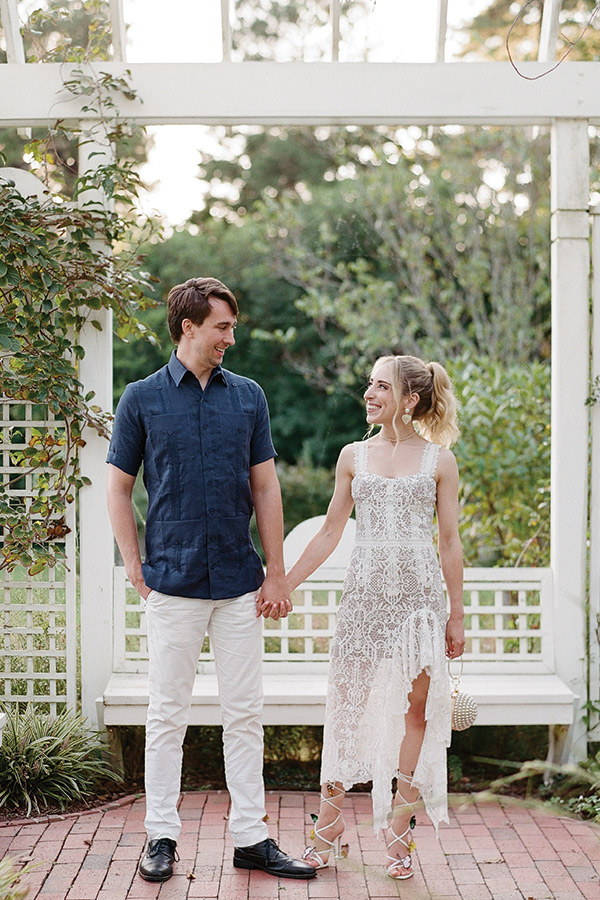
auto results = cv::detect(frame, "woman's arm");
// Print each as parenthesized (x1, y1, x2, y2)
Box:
(285, 443, 356, 592)
(436, 449, 465, 659)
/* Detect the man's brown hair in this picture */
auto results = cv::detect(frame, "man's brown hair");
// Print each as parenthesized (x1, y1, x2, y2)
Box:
(166, 277, 239, 343)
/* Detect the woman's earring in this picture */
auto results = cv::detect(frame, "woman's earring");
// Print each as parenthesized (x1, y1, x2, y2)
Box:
(401, 408, 412, 425)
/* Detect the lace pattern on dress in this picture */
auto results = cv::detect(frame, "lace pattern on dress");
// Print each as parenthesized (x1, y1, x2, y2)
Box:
(320, 439, 451, 834)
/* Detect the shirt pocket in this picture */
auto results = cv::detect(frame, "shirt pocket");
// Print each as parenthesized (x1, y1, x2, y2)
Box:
(147, 414, 200, 519)
(219, 414, 254, 467)
(148, 413, 199, 459)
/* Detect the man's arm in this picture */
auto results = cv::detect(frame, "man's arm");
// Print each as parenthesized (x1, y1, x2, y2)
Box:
(249, 458, 291, 620)
(107, 463, 150, 600)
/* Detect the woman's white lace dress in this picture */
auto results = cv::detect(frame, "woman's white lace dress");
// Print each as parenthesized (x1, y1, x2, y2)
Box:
(320, 439, 451, 834)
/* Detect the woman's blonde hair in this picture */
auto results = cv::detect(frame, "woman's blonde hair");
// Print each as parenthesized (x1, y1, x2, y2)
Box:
(370, 355, 459, 448)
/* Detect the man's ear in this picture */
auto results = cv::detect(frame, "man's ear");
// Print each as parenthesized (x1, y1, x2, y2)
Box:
(180, 318, 195, 338)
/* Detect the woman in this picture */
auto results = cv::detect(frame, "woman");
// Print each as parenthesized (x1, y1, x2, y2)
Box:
(285, 355, 464, 880)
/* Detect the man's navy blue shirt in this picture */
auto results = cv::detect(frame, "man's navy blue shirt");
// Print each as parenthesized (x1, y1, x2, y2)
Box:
(106, 351, 276, 600)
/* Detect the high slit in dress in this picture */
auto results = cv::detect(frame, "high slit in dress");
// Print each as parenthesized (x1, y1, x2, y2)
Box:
(319, 439, 452, 834)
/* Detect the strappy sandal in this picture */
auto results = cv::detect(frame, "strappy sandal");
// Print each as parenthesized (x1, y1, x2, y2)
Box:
(302, 782, 347, 869)
(386, 773, 416, 880)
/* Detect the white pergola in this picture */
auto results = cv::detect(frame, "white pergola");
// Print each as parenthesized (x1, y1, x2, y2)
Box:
(1, 0, 599, 759)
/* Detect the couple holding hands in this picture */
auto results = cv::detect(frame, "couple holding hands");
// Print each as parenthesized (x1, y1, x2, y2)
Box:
(107, 276, 464, 884)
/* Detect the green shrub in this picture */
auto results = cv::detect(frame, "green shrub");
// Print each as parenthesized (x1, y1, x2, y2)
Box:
(0, 705, 120, 815)
(557, 792, 600, 822)
(450, 358, 550, 567)
(544, 750, 600, 822)
(277, 460, 335, 536)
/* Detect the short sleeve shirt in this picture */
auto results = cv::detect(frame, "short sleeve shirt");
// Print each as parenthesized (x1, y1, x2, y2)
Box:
(106, 351, 276, 600)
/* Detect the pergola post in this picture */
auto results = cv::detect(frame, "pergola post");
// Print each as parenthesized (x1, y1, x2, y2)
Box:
(77, 126, 115, 729)
(589, 205, 600, 741)
(550, 118, 590, 760)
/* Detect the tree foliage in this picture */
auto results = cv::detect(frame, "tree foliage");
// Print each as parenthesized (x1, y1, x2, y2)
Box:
(192, 125, 389, 223)
(261, 126, 551, 381)
(460, 0, 600, 63)
(231, 0, 370, 61)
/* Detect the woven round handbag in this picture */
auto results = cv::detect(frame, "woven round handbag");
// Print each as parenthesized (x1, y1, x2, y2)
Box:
(449, 659, 478, 731)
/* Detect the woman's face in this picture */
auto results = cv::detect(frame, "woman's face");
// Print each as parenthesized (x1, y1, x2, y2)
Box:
(364, 361, 397, 426)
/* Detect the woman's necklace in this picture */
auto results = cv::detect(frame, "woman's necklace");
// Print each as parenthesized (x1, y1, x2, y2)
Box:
(380, 431, 416, 443)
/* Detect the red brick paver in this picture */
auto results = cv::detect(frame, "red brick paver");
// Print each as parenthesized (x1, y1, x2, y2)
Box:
(2, 792, 599, 900)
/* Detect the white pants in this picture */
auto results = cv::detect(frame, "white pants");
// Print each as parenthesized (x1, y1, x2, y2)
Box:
(143, 589, 269, 848)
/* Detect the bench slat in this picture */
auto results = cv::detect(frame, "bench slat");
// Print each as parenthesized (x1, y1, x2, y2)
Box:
(100, 670, 577, 728)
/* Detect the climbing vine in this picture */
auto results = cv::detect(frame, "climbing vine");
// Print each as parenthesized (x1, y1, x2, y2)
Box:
(0, 2, 160, 574)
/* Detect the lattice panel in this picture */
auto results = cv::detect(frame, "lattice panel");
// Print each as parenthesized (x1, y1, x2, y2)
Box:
(263, 585, 341, 660)
(463, 584, 543, 661)
(114, 567, 552, 674)
(0, 401, 77, 713)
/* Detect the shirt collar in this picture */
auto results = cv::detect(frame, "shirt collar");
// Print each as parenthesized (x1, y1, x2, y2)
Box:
(168, 350, 227, 387)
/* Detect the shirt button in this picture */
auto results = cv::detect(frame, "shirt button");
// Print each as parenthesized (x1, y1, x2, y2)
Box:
(209, 508, 215, 514)
(168, 430, 173, 435)
(237, 428, 243, 433)
(203, 424, 208, 430)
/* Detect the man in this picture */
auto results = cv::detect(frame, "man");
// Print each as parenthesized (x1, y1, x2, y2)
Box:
(106, 277, 315, 883)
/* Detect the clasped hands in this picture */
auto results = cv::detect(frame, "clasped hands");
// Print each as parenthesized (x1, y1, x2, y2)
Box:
(255, 573, 292, 620)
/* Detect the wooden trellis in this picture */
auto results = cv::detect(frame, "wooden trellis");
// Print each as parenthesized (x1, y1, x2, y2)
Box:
(0, 0, 598, 762)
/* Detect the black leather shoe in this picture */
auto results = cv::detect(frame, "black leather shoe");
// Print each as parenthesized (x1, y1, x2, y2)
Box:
(139, 838, 179, 882)
(233, 838, 316, 879)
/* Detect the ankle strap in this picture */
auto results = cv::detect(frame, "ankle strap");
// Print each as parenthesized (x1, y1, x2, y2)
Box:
(320, 782, 344, 807)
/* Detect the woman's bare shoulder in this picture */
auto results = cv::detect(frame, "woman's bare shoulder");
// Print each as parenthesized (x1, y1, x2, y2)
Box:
(436, 445, 459, 476)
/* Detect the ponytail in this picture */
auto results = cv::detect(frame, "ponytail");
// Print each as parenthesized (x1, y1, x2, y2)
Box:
(418, 362, 459, 448)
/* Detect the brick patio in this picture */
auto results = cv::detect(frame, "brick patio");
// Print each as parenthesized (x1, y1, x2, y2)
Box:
(2, 791, 600, 900)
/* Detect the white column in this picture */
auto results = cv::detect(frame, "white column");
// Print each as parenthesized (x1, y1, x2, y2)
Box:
(0, 0, 25, 63)
(550, 119, 590, 761)
(589, 205, 600, 741)
(78, 126, 115, 728)
(221, 0, 231, 62)
(109, 0, 127, 62)
(538, 0, 561, 63)
(330, 0, 340, 62)
(435, 0, 449, 63)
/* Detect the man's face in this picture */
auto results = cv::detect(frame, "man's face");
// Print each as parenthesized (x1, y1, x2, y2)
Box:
(183, 297, 237, 371)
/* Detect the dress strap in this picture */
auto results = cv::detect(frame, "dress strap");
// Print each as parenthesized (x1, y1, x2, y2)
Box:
(354, 440, 368, 475)
(419, 442, 441, 478)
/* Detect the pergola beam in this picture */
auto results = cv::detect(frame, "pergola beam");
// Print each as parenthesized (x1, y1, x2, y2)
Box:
(2, 61, 600, 126)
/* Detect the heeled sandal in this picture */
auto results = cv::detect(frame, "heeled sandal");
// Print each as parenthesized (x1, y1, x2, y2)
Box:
(386, 773, 416, 880)
(302, 782, 347, 869)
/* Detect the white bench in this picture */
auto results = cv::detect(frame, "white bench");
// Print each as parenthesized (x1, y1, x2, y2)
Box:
(98, 517, 579, 768)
